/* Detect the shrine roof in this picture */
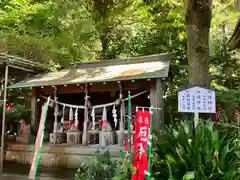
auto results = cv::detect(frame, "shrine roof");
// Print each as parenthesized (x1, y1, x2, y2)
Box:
(8, 53, 173, 89)
(0, 53, 45, 73)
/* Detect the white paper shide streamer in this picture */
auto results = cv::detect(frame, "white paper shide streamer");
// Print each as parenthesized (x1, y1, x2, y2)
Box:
(91, 108, 95, 130)
(61, 105, 65, 124)
(74, 108, 78, 127)
(112, 104, 117, 128)
(102, 106, 107, 121)
(69, 107, 73, 121)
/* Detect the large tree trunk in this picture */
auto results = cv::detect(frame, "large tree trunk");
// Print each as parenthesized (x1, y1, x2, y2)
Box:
(92, 0, 114, 60)
(185, 0, 212, 86)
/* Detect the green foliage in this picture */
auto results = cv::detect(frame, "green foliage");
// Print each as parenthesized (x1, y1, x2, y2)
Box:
(74, 151, 134, 180)
(152, 120, 240, 180)
(112, 160, 134, 180)
(0, 104, 30, 121)
(74, 151, 117, 180)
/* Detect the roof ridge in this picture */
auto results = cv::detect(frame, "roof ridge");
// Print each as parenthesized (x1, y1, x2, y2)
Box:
(75, 53, 173, 69)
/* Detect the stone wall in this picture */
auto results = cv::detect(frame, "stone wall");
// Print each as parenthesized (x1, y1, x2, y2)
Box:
(5, 144, 123, 168)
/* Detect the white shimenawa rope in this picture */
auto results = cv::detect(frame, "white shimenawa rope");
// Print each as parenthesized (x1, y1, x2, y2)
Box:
(41, 90, 148, 109)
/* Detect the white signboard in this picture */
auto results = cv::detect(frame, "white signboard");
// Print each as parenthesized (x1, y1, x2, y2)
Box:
(178, 86, 216, 113)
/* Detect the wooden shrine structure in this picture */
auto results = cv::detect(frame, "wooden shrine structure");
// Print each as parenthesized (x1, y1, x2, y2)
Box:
(7, 53, 172, 149)
(8, 53, 172, 147)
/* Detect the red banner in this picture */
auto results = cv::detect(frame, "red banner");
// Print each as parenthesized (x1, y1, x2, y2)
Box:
(132, 110, 150, 180)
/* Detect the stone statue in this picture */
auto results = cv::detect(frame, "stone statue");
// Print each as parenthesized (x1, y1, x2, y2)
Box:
(102, 120, 112, 132)
(18, 119, 30, 136)
(16, 119, 34, 144)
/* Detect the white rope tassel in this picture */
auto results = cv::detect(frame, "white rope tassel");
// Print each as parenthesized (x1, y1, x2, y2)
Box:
(61, 105, 65, 124)
(91, 108, 95, 130)
(102, 106, 107, 121)
(74, 108, 78, 127)
(112, 104, 117, 128)
(69, 107, 73, 121)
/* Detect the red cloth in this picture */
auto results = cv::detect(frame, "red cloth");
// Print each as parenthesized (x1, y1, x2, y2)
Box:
(131, 110, 150, 180)
(6, 103, 12, 111)
(102, 120, 108, 127)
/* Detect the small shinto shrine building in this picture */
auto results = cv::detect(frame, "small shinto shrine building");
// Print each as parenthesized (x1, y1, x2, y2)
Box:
(6, 53, 172, 168)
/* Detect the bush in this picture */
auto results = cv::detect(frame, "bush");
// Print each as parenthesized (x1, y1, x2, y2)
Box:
(74, 151, 117, 180)
(112, 160, 134, 180)
(152, 120, 240, 180)
(74, 151, 134, 180)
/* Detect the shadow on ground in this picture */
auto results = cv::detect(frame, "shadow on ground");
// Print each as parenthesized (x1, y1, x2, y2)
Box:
(3, 161, 76, 179)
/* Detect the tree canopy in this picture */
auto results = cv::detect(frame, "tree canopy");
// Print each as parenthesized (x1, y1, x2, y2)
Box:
(1, 0, 240, 121)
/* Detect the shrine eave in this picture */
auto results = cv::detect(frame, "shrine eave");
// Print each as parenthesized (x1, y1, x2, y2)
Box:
(0, 53, 45, 73)
(8, 53, 173, 89)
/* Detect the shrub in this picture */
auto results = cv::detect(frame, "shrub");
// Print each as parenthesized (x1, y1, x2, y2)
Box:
(74, 151, 134, 180)
(152, 120, 240, 180)
(112, 160, 134, 180)
(74, 151, 117, 180)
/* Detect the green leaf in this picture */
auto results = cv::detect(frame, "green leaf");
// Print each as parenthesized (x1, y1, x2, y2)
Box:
(182, 171, 195, 180)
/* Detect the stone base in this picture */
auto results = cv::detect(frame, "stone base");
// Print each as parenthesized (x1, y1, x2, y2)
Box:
(5, 135, 16, 143)
(49, 132, 67, 144)
(99, 131, 115, 147)
(116, 131, 124, 146)
(87, 131, 99, 144)
(67, 129, 82, 145)
(16, 135, 34, 144)
(5, 143, 124, 168)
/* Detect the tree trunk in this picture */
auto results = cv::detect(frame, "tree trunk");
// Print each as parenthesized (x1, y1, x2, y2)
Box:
(185, 0, 212, 86)
(92, 0, 113, 60)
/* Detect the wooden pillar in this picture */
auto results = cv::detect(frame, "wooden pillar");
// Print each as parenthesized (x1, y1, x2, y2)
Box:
(53, 86, 58, 133)
(82, 84, 88, 145)
(150, 78, 164, 133)
(31, 87, 38, 135)
(0, 64, 8, 173)
(119, 82, 124, 146)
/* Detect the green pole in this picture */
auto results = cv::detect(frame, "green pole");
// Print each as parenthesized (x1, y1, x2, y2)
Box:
(127, 91, 131, 161)
(34, 104, 49, 179)
(147, 106, 153, 180)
